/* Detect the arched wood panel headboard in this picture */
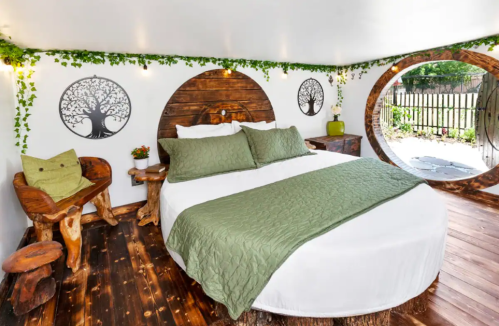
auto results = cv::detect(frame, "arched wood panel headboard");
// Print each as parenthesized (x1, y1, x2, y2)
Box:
(157, 69, 275, 164)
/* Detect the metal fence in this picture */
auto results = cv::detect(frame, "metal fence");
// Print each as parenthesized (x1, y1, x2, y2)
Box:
(381, 89, 478, 135)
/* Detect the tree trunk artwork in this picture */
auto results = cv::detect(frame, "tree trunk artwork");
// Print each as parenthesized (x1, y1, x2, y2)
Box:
(59, 76, 131, 139)
(298, 78, 324, 116)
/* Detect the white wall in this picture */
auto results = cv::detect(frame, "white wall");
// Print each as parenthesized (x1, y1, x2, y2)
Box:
(25, 56, 337, 215)
(340, 46, 499, 195)
(0, 70, 28, 279)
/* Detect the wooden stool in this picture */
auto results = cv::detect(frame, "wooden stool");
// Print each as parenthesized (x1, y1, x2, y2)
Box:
(128, 164, 167, 226)
(13, 157, 119, 273)
(2, 241, 63, 316)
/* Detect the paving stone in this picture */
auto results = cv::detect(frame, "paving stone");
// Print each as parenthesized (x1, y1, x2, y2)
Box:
(418, 156, 451, 166)
(423, 170, 456, 180)
(450, 161, 475, 169)
(436, 167, 472, 178)
(409, 159, 434, 170)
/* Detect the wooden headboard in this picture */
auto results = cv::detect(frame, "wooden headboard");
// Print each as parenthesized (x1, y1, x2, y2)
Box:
(157, 69, 275, 164)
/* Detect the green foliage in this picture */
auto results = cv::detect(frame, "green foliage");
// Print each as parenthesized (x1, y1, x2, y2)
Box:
(461, 128, 475, 143)
(390, 105, 412, 127)
(401, 61, 486, 92)
(1, 30, 498, 154)
(448, 128, 459, 138)
(400, 123, 413, 133)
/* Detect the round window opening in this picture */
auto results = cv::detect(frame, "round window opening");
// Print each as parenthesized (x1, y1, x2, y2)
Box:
(365, 50, 499, 191)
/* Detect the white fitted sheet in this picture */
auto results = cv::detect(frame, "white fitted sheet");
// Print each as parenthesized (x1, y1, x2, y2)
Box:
(160, 151, 447, 317)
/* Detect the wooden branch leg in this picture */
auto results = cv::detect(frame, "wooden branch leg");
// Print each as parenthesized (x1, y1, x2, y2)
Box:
(138, 181, 161, 226)
(89, 188, 118, 226)
(136, 203, 151, 220)
(33, 221, 53, 242)
(60, 206, 83, 273)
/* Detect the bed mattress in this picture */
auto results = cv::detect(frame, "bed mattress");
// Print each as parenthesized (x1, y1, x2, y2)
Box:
(160, 150, 447, 317)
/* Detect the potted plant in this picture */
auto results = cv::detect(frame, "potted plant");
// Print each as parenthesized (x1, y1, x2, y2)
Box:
(131, 145, 150, 169)
(327, 106, 345, 136)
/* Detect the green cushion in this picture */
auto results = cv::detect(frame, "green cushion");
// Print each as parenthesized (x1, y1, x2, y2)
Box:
(159, 131, 256, 183)
(241, 125, 314, 167)
(21, 149, 94, 202)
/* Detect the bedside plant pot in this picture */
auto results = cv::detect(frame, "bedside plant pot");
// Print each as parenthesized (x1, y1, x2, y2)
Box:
(327, 120, 345, 136)
(134, 158, 149, 170)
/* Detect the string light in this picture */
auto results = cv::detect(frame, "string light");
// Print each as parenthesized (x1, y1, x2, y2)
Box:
(282, 70, 288, 79)
(0, 57, 13, 72)
(226, 69, 232, 74)
(391, 64, 399, 73)
(142, 64, 149, 75)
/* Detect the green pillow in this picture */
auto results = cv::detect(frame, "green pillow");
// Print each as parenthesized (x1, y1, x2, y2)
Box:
(241, 126, 314, 167)
(159, 131, 256, 183)
(21, 149, 94, 202)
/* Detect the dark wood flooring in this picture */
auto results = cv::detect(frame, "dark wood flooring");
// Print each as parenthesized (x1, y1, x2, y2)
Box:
(1, 190, 499, 326)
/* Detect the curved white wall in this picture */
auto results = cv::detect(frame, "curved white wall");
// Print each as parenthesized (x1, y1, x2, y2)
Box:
(22, 56, 337, 216)
(0, 71, 27, 279)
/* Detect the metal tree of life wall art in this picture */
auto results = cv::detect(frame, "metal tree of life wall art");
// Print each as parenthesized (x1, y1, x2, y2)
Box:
(297, 78, 324, 116)
(59, 76, 131, 139)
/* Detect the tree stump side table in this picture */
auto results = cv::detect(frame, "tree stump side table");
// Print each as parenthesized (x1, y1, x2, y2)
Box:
(128, 164, 168, 226)
(2, 241, 63, 316)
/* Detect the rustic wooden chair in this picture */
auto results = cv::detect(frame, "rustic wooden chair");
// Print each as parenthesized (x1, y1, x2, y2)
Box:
(13, 157, 118, 273)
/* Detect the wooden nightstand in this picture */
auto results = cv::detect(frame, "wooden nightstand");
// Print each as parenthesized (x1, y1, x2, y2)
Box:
(305, 134, 363, 157)
(128, 164, 168, 226)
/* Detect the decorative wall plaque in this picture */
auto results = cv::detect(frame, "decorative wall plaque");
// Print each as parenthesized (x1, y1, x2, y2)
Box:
(297, 78, 324, 116)
(59, 76, 131, 139)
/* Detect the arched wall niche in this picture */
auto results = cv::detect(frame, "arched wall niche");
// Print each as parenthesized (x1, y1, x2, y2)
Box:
(365, 49, 499, 195)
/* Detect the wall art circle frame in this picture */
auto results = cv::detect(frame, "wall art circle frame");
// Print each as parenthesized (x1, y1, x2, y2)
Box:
(365, 49, 499, 194)
(59, 75, 131, 140)
(297, 78, 324, 116)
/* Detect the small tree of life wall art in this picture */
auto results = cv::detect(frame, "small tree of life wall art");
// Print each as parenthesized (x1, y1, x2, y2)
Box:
(297, 78, 324, 116)
(59, 76, 131, 139)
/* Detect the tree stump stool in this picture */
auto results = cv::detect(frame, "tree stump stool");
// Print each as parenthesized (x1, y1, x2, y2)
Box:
(2, 241, 63, 316)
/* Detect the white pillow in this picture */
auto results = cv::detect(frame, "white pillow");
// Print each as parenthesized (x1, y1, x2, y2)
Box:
(176, 123, 234, 139)
(232, 120, 277, 133)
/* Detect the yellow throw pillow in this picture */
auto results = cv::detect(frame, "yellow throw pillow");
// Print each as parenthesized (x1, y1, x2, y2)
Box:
(21, 149, 94, 202)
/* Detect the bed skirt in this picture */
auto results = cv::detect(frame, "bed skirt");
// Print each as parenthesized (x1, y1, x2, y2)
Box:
(212, 274, 436, 326)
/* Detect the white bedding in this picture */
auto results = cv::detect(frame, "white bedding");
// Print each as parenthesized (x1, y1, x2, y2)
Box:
(160, 150, 447, 317)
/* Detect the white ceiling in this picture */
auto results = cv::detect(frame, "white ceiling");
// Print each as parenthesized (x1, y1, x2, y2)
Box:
(1, 0, 499, 66)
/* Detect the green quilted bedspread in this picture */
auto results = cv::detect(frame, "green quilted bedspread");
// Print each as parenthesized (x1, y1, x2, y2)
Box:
(166, 158, 426, 319)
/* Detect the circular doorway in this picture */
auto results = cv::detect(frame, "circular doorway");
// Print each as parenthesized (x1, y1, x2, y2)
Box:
(365, 49, 499, 192)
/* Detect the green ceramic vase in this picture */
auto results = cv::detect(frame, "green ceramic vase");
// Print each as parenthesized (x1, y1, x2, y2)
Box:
(327, 117, 345, 136)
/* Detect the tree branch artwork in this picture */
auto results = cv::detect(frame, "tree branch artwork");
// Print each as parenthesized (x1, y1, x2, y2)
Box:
(59, 76, 131, 139)
(298, 78, 324, 116)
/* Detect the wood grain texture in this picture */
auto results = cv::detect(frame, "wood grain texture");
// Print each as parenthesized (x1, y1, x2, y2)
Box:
(80, 200, 147, 225)
(2, 241, 62, 273)
(2, 191, 499, 325)
(89, 188, 118, 226)
(364, 49, 499, 197)
(59, 206, 83, 273)
(156, 69, 275, 164)
(306, 135, 362, 157)
(10, 265, 54, 316)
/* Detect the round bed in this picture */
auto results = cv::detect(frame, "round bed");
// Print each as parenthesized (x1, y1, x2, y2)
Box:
(156, 69, 448, 325)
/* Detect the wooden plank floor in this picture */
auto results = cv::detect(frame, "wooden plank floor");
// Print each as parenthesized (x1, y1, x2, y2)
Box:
(1, 190, 499, 326)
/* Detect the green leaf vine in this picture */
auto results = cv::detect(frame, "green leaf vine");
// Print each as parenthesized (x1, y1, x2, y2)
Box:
(1, 31, 498, 154)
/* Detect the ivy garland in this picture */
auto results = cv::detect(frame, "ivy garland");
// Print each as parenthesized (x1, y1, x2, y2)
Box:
(1, 33, 498, 153)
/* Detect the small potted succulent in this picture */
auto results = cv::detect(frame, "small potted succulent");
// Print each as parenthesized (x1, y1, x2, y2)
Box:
(327, 105, 345, 136)
(131, 145, 150, 170)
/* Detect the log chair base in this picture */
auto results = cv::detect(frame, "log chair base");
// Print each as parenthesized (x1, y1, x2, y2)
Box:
(213, 286, 430, 326)
(30, 188, 119, 273)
